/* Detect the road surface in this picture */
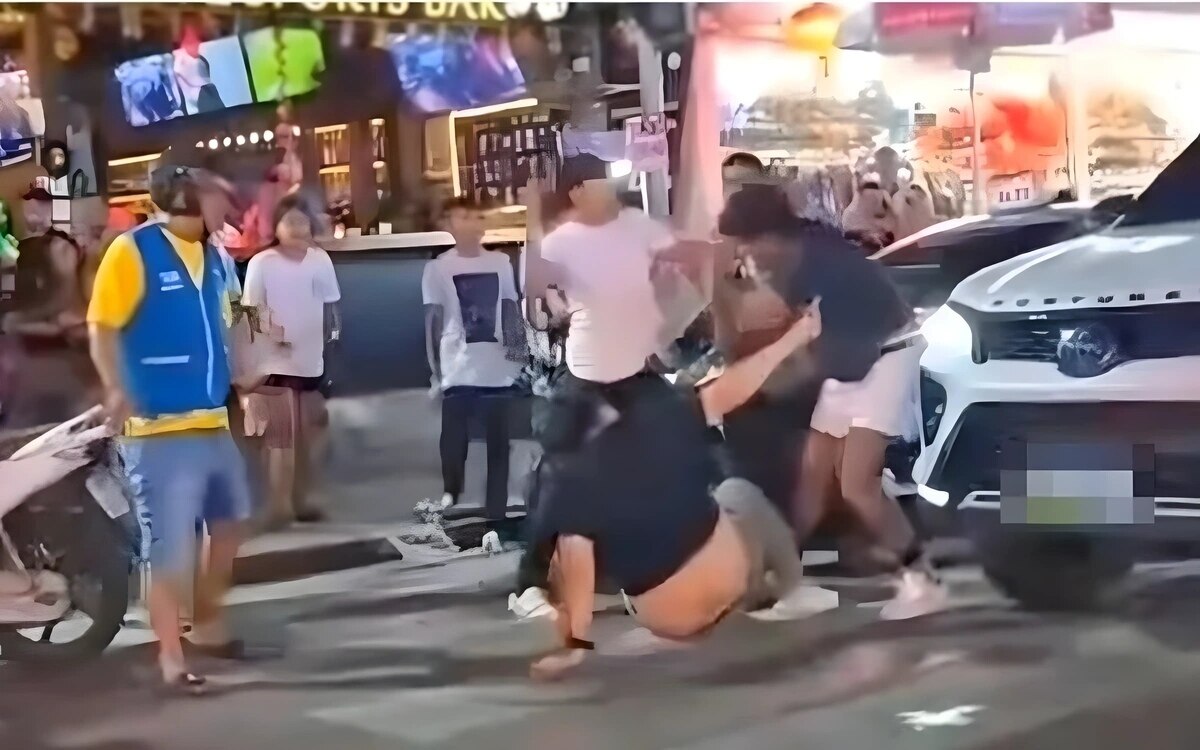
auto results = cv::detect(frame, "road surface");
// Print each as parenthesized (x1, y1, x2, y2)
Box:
(6, 552, 1200, 749)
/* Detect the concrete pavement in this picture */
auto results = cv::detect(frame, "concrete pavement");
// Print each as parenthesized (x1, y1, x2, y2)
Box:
(230, 389, 539, 584)
(9, 553, 1200, 749)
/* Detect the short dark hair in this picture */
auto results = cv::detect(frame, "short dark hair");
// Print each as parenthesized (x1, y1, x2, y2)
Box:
(273, 193, 322, 234)
(718, 183, 803, 239)
(556, 153, 608, 199)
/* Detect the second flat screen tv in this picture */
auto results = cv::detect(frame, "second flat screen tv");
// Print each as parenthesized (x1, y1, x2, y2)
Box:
(244, 26, 326, 102)
(388, 26, 526, 113)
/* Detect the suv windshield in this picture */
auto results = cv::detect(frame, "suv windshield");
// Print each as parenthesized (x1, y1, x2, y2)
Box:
(1116, 134, 1200, 227)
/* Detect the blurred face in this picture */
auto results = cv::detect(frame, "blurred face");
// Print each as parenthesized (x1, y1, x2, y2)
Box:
(568, 178, 618, 218)
(443, 206, 485, 246)
(276, 207, 313, 244)
(23, 199, 51, 235)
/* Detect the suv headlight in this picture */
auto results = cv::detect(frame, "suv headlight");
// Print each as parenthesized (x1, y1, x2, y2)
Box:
(919, 305, 972, 356)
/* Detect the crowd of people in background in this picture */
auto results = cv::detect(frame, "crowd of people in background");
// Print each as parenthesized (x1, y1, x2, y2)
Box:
(0, 138, 943, 688)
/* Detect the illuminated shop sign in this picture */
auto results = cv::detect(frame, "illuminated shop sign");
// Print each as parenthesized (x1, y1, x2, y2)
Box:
(207, 1, 569, 23)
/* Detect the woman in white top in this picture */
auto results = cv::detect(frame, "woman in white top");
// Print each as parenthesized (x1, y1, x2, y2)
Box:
(240, 196, 342, 527)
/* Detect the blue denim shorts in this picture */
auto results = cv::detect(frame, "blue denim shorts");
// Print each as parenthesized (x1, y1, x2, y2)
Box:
(119, 429, 253, 575)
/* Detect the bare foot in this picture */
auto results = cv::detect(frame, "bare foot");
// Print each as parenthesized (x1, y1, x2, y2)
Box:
(530, 648, 587, 682)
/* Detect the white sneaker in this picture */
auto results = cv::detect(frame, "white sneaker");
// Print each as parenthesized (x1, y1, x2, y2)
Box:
(481, 531, 503, 555)
(440, 492, 455, 510)
(748, 584, 840, 621)
(880, 570, 949, 621)
(508, 587, 555, 619)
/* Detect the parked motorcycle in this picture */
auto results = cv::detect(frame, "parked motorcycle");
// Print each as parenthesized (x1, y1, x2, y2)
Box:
(0, 408, 136, 660)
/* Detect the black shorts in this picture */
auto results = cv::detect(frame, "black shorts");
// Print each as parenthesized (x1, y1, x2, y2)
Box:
(263, 374, 324, 392)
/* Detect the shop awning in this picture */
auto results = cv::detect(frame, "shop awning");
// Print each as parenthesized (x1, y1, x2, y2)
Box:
(836, 3, 1114, 57)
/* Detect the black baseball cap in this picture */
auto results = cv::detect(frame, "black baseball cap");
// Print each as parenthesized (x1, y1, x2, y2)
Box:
(21, 184, 53, 202)
(149, 164, 203, 216)
(556, 153, 610, 199)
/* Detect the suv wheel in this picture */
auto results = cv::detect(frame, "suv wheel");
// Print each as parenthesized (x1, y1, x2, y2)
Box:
(970, 525, 1134, 611)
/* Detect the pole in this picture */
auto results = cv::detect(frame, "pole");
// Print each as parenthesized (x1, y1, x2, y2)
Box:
(1066, 52, 1091, 202)
(636, 26, 671, 217)
(970, 69, 985, 215)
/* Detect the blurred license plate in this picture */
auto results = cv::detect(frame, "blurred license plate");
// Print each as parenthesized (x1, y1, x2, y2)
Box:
(1000, 442, 1155, 525)
(1001, 493, 1153, 525)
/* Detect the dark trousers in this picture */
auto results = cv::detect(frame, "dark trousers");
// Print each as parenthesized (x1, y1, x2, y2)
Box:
(440, 385, 512, 521)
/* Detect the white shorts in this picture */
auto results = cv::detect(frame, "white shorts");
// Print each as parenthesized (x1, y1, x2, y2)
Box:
(810, 336, 926, 439)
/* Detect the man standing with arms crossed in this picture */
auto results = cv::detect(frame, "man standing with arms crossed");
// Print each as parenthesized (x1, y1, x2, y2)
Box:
(88, 165, 251, 695)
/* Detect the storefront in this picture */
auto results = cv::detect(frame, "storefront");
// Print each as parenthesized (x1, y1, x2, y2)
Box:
(0, 3, 56, 239)
(686, 2, 1200, 227)
(37, 1, 581, 247)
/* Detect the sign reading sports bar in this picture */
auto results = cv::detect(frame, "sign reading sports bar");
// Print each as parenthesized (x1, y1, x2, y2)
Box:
(205, 1, 570, 23)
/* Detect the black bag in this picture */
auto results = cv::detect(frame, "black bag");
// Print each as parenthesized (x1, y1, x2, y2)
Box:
(11, 234, 54, 312)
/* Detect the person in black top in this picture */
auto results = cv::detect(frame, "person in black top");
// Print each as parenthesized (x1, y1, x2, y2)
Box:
(518, 168, 838, 680)
(716, 184, 946, 621)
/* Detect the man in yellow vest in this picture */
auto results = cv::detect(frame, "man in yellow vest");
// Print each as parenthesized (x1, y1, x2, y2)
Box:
(88, 166, 249, 695)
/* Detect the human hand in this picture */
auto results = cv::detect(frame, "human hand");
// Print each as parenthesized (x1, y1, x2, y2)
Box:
(102, 387, 132, 429)
(518, 174, 550, 210)
(786, 296, 822, 347)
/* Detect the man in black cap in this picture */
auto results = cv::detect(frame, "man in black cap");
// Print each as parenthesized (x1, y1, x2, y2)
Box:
(515, 156, 812, 679)
(513, 153, 685, 618)
(88, 164, 251, 694)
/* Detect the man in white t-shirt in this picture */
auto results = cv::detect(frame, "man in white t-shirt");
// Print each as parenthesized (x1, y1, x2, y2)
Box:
(241, 199, 342, 525)
(422, 198, 524, 526)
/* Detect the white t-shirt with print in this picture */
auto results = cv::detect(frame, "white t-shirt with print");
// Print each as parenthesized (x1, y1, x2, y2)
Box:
(421, 248, 521, 389)
(540, 208, 674, 384)
(241, 246, 341, 378)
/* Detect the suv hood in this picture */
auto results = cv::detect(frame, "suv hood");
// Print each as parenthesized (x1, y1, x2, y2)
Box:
(950, 221, 1200, 313)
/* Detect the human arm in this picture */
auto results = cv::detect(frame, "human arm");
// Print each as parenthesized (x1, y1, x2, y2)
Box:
(85, 235, 144, 427)
(519, 178, 568, 320)
(420, 261, 443, 387)
(326, 302, 342, 343)
(240, 252, 289, 344)
(88, 323, 130, 427)
(496, 254, 527, 362)
(316, 250, 343, 343)
(531, 534, 596, 681)
(696, 299, 821, 424)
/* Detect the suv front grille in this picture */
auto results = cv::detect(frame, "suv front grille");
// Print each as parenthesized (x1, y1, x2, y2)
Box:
(963, 302, 1200, 364)
(933, 402, 1200, 499)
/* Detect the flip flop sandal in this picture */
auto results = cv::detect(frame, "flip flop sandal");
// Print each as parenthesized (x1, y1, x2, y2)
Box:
(161, 673, 208, 698)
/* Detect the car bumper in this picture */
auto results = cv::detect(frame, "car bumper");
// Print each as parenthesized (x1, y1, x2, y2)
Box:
(914, 355, 1200, 539)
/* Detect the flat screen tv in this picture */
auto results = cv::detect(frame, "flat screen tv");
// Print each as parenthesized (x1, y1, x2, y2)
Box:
(388, 26, 526, 113)
(243, 26, 326, 102)
(114, 53, 186, 127)
(173, 35, 254, 115)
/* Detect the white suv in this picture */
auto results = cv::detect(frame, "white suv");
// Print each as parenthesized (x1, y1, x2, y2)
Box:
(913, 148, 1200, 610)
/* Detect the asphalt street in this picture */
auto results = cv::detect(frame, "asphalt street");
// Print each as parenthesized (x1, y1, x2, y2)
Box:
(6, 551, 1200, 749)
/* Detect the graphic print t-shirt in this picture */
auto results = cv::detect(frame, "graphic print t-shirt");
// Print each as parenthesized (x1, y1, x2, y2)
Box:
(421, 248, 520, 388)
